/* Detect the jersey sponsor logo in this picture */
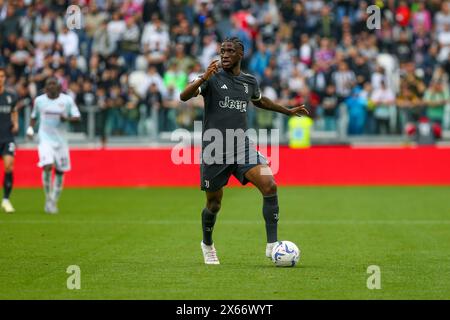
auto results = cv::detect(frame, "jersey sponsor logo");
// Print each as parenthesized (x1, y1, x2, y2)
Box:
(0, 105, 11, 113)
(221, 84, 228, 89)
(218, 96, 247, 113)
(44, 111, 64, 116)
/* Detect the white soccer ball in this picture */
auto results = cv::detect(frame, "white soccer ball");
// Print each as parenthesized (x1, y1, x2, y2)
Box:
(271, 241, 300, 267)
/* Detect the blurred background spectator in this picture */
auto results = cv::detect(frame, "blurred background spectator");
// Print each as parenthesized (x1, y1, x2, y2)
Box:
(0, 0, 450, 143)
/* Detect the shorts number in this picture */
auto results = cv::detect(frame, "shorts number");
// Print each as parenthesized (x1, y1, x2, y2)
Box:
(8, 142, 15, 153)
(59, 157, 68, 168)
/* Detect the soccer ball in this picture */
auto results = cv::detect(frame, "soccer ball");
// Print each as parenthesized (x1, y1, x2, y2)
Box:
(271, 241, 300, 267)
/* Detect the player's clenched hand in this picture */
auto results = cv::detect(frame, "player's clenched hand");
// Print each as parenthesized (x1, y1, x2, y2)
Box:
(286, 104, 309, 117)
(202, 60, 220, 81)
(26, 126, 34, 139)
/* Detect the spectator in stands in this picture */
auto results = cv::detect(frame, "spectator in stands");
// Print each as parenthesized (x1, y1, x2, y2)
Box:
(249, 41, 272, 80)
(65, 56, 84, 83)
(298, 34, 313, 67)
(9, 37, 31, 78)
(412, 1, 432, 34)
(143, 82, 163, 133)
(84, 2, 107, 60)
(316, 4, 336, 39)
(397, 82, 423, 132)
(321, 84, 339, 131)
(198, 34, 219, 70)
(107, 11, 126, 54)
(332, 61, 356, 104)
(315, 37, 335, 73)
(163, 62, 187, 95)
(33, 23, 55, 49)
(352, 54, 371, 87)
(105, 84, 126, 136)
(168, 44, 196, 75)
(123, 86, 140, 135)
(141, 13, 170, 74)
(371, 80, 396, 134)
(423, 79, 450, 126)
(2, 0, 450, 141)
(160, 85, 179, 132)
(0, 5, 20, 43)
(173, 19, 196, 56)
(346, 86, 367, 135)
(120, 16, 141, 71)
(92, 20, 115, 59)
(434, 1, 450, 33)
(57, 26, 79, 58)
(95, 86, 109, 146)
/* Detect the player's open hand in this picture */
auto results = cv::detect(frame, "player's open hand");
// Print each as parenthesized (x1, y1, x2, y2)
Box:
(287, 104, 309, 117)
(202, 60, 220, 81)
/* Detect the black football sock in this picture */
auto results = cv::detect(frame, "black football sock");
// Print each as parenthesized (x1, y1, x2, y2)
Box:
(263, 194, 279, 243)
(3, 172, 13, 199)
(202, 207, 217, 246)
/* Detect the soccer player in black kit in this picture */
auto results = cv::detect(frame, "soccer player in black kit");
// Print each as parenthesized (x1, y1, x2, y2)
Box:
(0, 68, 19, 213)
(180, 38, 309, 264)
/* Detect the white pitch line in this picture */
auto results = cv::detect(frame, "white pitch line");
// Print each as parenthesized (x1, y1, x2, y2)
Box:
(1, 220, 450, 225)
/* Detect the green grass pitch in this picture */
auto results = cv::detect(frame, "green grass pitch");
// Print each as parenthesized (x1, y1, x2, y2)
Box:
(0, 186, 449, 300)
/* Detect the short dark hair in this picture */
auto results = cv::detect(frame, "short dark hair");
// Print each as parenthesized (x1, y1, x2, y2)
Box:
(45, 76, 59, 86)
(222, 37, 244, 53)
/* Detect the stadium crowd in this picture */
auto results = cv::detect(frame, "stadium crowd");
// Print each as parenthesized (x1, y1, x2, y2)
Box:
(1, 0, 450, 140)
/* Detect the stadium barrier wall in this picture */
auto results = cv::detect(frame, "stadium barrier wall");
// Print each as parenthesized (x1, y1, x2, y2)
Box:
(5, 146, 450, 187)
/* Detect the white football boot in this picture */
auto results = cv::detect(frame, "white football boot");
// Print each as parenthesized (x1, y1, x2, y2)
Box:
(1, 199, 15, 213)
(201, 241, 220, 265)
(266, 241, 278, 258)
(45, 199, 58, 214)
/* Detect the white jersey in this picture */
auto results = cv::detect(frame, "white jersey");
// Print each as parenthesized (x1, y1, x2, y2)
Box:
(31, 93, 80, 147)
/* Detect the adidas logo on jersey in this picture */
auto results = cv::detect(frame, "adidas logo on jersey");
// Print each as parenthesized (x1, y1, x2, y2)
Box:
(221, 84, 228, 89)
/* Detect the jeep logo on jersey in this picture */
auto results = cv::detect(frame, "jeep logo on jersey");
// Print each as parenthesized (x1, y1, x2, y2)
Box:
(0, 105, 11, 113)
(218, 96, 247, 113)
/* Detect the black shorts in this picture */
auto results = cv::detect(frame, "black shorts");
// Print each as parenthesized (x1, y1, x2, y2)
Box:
(200, 151, 268, 192)
(0, 141, 15, 157)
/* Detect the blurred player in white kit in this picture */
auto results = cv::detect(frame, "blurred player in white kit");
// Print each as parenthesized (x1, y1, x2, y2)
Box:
(27, 77, 80, 214)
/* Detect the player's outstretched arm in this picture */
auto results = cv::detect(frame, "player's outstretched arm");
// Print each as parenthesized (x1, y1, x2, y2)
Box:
(179, 60, 220, 101)
(253, 96, 309, 117)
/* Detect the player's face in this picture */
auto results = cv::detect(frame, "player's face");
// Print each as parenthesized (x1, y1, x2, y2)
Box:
(220, 42, 242, 70)
(46, 79, 60, 97)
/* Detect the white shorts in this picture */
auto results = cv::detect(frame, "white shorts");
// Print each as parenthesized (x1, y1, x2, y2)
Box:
(38, 143, 71, 172)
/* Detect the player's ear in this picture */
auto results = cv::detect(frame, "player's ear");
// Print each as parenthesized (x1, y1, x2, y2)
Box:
(238, 46, 244, 58)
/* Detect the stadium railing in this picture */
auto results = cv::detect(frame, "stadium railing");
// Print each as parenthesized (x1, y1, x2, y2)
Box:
(17, 103, 450, 146)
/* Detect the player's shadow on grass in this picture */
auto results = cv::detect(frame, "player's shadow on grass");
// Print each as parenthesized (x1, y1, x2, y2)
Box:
(223, 261, 310, 269)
